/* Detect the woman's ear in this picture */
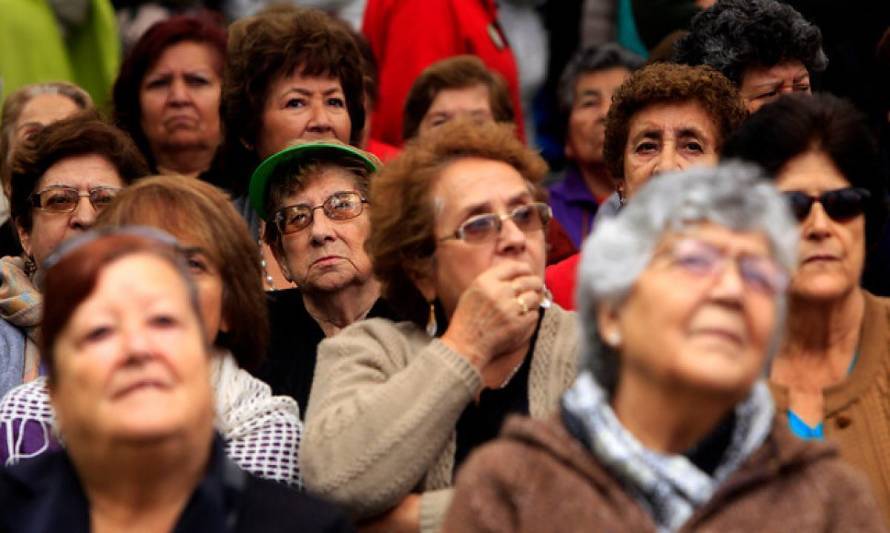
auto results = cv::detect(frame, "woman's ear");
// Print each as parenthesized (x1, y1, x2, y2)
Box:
(407, 258, 436, 302)
(596, 303, 623, 348)
(15, 219, 32, 258)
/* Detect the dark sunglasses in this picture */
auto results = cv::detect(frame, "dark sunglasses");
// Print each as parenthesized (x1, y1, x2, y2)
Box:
(783, 187, 871, 223)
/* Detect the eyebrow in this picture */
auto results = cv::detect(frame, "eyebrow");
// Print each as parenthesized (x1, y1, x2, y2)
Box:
(281, 86, 343, 98)
(455, 191, 533, 221)
(577, 89, 602, 99)
(748, 72, 810, 90)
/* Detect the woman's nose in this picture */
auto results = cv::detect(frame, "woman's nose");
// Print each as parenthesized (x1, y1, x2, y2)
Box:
(69, 196, 97, 230)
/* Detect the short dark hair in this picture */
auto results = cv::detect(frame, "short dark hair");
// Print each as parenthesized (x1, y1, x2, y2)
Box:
(602, 63, 746, 182)
(112, 13, 227, 171)
(220, 5, 366, 193)
(402, 55, 514, 141)
(10, 113, 149, 234)
(673, 0, 828, 86)
(722, 93, 888, 250)
(42, 231, 202, 384)
(557, 43, 645, 113)
(96, 176, 269, 371)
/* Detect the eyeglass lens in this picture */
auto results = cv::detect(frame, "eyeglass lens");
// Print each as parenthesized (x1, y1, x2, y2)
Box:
(458, 203, 551, 242)
(276, 192, 365, 234)
(784, 187, 869, 223)
(36, 188, 117, 212)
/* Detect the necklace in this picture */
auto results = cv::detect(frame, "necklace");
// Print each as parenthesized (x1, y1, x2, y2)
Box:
(498, 358, 525, 388)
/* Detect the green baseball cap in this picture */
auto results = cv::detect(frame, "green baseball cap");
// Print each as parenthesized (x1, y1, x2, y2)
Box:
(249, 140, 381, 220)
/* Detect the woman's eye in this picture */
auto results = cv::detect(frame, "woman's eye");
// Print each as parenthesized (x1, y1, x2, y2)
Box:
(462, 216, 495, 236)
(684, 141, 704, 153)
(675, 253, 714, 272)
(635, 142, 657, 154)
(185, 74, 210, 87)
(757, 90, 779, 100)
(326, 97, 345, 108)
(187, 258, 207, 273)
(793, 84, 810, 93)
(285, 98, 306, 109)
(150, 314, 178, 328)
(145, 77, 169, 90)
(83, 325, 112, 343)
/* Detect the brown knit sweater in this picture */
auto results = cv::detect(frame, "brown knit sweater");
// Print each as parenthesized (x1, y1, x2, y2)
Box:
(443, 414, 887, 532)
(301, 306, 579, 533)
(770, 290, 890, 524)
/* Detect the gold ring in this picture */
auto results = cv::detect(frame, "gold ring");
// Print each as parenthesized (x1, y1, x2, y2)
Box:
(511, 280, 521, 296)
(516, 295, 529, 315)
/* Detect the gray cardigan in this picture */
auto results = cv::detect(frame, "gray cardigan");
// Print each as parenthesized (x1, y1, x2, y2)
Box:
(301, 305, 579, 532)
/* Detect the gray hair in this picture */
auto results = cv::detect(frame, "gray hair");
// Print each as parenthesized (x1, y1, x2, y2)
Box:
(673, 0, 828, 86)
(576, 161, 798, 392)
(558, 43, 645, 113)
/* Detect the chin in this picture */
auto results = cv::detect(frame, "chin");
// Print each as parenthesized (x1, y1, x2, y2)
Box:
(791, 276, 858, 303)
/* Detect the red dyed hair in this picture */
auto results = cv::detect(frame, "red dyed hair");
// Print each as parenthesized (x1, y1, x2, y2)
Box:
(112, 12, 227, 170)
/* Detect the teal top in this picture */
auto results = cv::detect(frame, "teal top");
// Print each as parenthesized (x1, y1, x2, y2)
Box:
(787, 350, 860, 441)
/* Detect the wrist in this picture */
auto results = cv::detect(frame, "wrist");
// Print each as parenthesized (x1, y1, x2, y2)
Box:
(440, 331, 488, 370)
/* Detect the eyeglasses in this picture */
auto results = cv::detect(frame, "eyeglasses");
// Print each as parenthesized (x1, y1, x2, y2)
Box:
(273, 191, 368, 235)
(439, 203, 552, 243)
(659, 238, 788, 296)
(783, 187, 870, 223)
(30, 186, 120, 213)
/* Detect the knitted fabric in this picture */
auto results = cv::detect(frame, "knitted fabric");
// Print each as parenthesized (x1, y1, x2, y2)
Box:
(0, 350, 302, 486)
(562, 371, 774, 533)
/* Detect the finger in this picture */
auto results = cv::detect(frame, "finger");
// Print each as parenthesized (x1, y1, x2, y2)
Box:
(507, 274, 544, 295)
(513, 290, 543, 316)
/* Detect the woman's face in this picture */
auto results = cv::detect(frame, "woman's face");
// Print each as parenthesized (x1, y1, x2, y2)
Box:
(18, 154, 124, 267)
(601, 223, 779, 399)
(12, 93, 81, 149)
(139, 41, 223, 159)
(257, 71, 351, 159)
(424, 157, 547, 317)
(418, 84, 493, 138)
(739, 60, 811, 113)
(272, 168, 373, 293)
(622, 101, 719, 199)
(180, 242, 226, 344)
(776, 150, 864, 301)
(50, 253, 213, 444)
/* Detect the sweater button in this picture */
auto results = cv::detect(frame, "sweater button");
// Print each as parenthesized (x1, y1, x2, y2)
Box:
(836, 415, 852, 429)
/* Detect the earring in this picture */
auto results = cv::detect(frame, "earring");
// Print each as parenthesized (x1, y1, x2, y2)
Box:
(605, 330, 622, 347)
(23, 255, 36, 277)
(616, 182, 627, 208)
(425, 302, 438, 336)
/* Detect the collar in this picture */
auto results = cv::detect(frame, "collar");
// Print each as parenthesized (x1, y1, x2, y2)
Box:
(1, 435, 245, 533)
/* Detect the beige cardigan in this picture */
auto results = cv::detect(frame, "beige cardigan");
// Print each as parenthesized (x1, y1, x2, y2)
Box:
(301, 305, 579, 532)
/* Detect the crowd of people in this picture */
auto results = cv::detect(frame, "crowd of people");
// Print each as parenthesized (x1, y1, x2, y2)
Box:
(0, 0, 889, 531)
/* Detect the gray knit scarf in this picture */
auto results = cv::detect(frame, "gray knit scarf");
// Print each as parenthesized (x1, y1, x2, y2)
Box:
(562, 371, 774, 533)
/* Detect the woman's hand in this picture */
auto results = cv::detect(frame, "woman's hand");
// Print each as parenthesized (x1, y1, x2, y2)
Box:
(358, 494, 421, 533)
(441, 261, 543, 370)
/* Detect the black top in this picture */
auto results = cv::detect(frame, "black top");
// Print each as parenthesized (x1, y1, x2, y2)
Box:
(0, 436, 353, 533)
(452, 318, 541, 472)
(253, 288, 396, 417)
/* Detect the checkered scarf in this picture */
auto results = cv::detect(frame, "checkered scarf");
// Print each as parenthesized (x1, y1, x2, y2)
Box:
(562, 371, 774, 533)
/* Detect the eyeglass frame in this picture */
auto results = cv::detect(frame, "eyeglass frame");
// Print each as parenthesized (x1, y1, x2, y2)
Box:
(652, 236, 789, 297)
(29, 185, 122, 213)
(272, 190, 369, 235)
(438, 202, 552, 243)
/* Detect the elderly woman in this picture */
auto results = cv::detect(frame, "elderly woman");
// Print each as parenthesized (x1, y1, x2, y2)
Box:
(546, 62, 747, 310)
(0, 229, 352, 531)
(221, 4, 366, 289)
(301, 119, 579, 532)
(722, 93, 890, 521)
(673, 0, 828, 113)
(248, 140, 393, 414)
(0, 82, 93, 255)
(443, 163, 885, 532)
(112, 13, 227, 178)
(0, 176, 303, 486)
(0, 113, 147, 392)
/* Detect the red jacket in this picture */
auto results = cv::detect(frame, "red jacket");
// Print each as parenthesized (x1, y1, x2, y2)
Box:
(545, 253, 579, 310)
(362, 0, 524, 146)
